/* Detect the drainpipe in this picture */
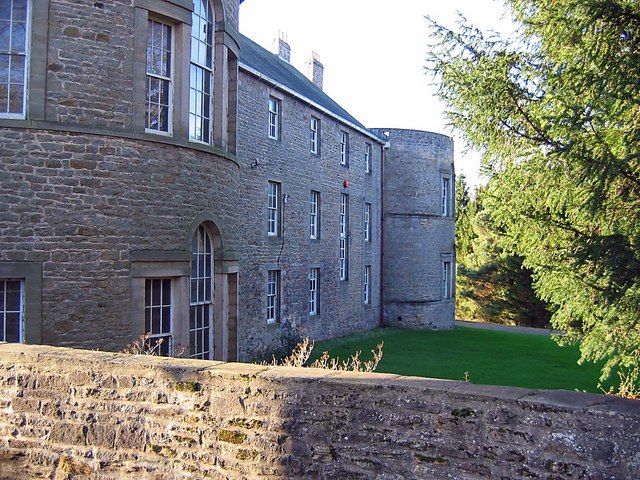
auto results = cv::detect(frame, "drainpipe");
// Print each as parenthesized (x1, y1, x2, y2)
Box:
(379, 139, 389, 328)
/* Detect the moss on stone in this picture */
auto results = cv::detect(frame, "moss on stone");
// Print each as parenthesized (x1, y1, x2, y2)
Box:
(150, 444, 177, 458)
(175, 381, 201, 392)
(235, 449, 259, 461)
(218, 429, 246, 445)
(228, 418, 263, 430)
(451, 407, 476, 418)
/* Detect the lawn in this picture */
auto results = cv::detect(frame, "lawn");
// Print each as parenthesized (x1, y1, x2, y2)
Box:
(312, 327, 608, 393)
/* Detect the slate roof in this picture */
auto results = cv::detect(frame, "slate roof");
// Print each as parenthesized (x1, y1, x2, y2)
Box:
(238, 33, 371, 133)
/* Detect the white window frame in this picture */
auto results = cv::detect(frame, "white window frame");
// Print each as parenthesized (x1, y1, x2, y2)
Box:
(309, 190, 319, 239)
(0, 279, 24, 343)
(339, 193, 349, 281)
(268, 96, 280, 140)
(188, 0, 215, 144)
(145, 18, 174, 136)
(144, 278, 174, 355)
(363, 265, 371, 305)
(443, 261, 453, 299)
(364, 143, 372, 174)
(310, 116, 319, 154)
(0, 0, 30, 119)
(267, 181, 280, 236)
(309, 268, 319, 315)
(441, 177, 451, 217)
(190, 225, 214, 360)
(340, 131, 349, 166)
(364, 202, 371, 242)
(267, 270, 280, 324)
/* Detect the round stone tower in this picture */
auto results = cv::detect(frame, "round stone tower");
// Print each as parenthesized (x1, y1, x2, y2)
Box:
(374, 128, 456, 329)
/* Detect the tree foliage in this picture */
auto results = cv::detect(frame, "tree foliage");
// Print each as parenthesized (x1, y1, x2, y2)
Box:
(427, 0, 640, 388)
(456, 176, 552, 327)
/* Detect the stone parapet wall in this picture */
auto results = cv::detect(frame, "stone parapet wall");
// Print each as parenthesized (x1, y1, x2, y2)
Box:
(0, 344, 638, 479)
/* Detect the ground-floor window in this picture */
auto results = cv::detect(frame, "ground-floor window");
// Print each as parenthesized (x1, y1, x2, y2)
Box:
(190, 225, 214, 359)
(309, 268, 319, 315)
(267, 270, 280, 324)
(364, 265, 371, 304)
(443, 260, 453, 299)
(144, 278, 172, 355)
(1, 279, 23, 343)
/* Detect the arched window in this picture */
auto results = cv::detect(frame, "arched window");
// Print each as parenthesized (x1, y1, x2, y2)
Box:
(189, 0, 214, 143)
(190, 224, 214, 359)
(0, 0, 29, 118)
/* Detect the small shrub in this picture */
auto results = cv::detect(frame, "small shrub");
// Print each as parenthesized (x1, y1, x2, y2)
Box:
(268, 337, 384, 373)
(121, 332, 187, 357)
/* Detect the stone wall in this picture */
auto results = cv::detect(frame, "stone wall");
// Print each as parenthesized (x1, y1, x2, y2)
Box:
(0, 344, 638, 479)
(0, 128, 239, 352)
(236, 70, 383, 359)
(375, 128, 456, 329)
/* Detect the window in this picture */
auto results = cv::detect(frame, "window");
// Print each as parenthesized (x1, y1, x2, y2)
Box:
(267, 270, 280, 324)
(144, 278, 173, 355)
(268, 96, 280, 139)
(365, 143, 372, 173)
(443, 261, 453, 299)
(339, 193, 349, 281)
(310, 116, 319, 154)
(267, 181, 280, 236)
(0, 279, 23, 343)
(146, 19, 173, 134)
(189, 0, 214, 143)
(364, 202, 372, 242)
(309, 190, 320, 239)
(190, 225, 213, 359)
(0, 0, 29, 118)
(363, 265, 371, 305)
(441, 177, 451, 216)
(309, 268, 319, 315)
(340, 131, 349, 166)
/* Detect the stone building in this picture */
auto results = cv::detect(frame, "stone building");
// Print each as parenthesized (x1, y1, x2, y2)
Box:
(0, 0, 455, 361)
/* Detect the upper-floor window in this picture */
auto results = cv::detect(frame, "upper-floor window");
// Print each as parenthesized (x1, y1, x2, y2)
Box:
(364, 202, 372, 242)
(441, 177, 451, 216)
(340, 131, 349, 166)
(0, 0, 29, 119)
(363, 265, 371, 305)
(443, 260, 453, 299)
(0, 279, 23, 343)
(268, 96, 281, 140)
(144, 278, 173, 355)
(339, 193, 349, 281)
(365, 143, 372, 173)
(189, 0, 214, 144)
(267, 181, 281, 236)
(146, 19, 173, 134)
(309, 190, 320, 239)
(309, 268, 319, 315)
(267, 269, 280, 324)
(310, 116, 319, 154)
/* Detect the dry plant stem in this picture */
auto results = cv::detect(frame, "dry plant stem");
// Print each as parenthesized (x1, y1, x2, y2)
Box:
(271, 338, 384, 373)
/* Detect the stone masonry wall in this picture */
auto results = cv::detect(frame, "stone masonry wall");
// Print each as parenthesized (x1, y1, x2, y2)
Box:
(236, 70, 383, 360)
(0, 128, 239, 352)
(0, 344, 638, 479)
(376, 128, 456, 329)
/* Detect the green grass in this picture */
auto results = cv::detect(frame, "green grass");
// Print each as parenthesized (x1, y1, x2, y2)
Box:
(312, 327, 608, 392)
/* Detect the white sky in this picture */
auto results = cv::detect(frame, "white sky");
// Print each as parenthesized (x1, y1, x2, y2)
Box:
(239, 0, 516, 189)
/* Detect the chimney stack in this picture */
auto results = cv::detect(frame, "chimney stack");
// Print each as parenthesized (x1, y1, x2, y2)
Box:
(277, 32, 291, 63)
(309, 51, 324, 90)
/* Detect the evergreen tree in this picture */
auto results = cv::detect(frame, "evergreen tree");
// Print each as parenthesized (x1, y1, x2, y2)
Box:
(427, 0, 640, 390)
(456, 176, 551, 327)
